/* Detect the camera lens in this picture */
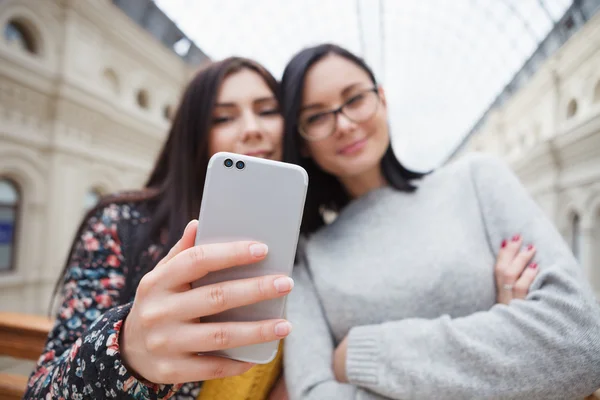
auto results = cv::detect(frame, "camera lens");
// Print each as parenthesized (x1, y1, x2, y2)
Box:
(235, 160, 245, 170)
(224, 158, 233, 168)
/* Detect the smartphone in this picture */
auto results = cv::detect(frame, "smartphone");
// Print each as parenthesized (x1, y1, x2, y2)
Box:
(191, 151, 308, 364)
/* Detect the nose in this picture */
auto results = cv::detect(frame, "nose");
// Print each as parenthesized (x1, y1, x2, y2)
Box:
(239, 111, 264, 142)
(333, 111, 356, 137)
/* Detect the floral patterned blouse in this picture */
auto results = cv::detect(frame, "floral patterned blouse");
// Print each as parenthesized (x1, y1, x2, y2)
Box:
(24, 202, 202, 399)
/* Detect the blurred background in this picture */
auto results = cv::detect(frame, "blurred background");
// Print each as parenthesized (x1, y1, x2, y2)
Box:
(0, 0, 599, 375)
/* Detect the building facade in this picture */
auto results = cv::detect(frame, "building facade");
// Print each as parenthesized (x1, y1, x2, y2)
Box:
(452, 8, 600, 298)
(0, 0, 207, 315)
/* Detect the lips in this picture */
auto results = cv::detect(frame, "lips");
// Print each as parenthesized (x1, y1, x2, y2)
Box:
(338, 138, 367, 155)
(244, 150, 273, 158)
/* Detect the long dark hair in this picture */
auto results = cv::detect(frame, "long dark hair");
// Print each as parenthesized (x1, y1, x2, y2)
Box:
(281, 43, 427, 235)
(51, 57, 280, 308)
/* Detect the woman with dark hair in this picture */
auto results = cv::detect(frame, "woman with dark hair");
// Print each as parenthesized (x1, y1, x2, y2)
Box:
(280, 43, 600, 400)
(25, 57, 292, 400)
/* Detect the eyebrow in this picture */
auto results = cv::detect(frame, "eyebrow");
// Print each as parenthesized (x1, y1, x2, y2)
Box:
(300, 82, 365, 112)
(214, 96, 277, 108)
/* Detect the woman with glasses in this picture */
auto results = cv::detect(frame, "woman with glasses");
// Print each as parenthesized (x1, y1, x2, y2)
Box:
(280, 43, 600, 399)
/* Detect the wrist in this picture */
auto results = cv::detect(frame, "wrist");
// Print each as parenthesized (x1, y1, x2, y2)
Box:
(119, 309, 151, 384)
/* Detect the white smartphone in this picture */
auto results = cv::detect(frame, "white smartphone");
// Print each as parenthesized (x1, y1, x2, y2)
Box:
(191, 151, 308, 364)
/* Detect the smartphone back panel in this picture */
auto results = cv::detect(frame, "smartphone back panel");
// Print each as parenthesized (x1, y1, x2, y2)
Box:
(192, 152, 308, 363)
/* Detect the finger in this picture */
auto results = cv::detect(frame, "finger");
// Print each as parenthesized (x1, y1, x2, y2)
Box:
(495, 235, 524, 305)
(156, 220, 198, 269)
(513, 263, 539, 299)
(153, 355, 255, 384)
(175, 319, 292, 353)
(508, 244, 536, 279)
(495, 234, 523, 270)
(495, 235, 523, 285)
(496, 234, 524, 284)
(157, 241, 269, 289)
(173, 275, 294, 320)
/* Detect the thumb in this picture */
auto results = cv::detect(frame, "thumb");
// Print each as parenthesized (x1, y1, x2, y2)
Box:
(157, 219, 198, 267)
(178, 219, 199, 250)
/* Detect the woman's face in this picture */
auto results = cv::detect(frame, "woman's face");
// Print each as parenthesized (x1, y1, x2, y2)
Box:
(208, 68, 283, 161)
(299, 54, 390, 182)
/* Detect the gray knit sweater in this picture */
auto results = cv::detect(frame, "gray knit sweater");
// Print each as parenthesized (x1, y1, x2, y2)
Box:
(284, 153, 600, 400)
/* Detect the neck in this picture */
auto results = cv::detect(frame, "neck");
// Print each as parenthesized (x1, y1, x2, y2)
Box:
(339, 166, 387, 199)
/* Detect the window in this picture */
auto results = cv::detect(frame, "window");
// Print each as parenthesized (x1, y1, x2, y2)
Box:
(173, 37, 191, 57)
(566, 99, 578, 119)
(4, 19, 37, 55)
(571, 213, 582, 263)
(84, 188, 102, 210)
(163, 104, 173, 121)
(136, 89, 150, 109)
(103, 68, 119, 95)
(0, 179, 20, 272)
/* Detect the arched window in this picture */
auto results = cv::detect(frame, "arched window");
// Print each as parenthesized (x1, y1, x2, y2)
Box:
(102, 68, 119, 95)
(571, 213, 582, 263)
(136, 89, 150, 110)
(163, 104, 173, 121)
(84, 188, 102, 210)
(0, 178, 20, 272)
(173, 37, 191, 57)
(3, 18, 38, 55)
(566, 99, 578, 119)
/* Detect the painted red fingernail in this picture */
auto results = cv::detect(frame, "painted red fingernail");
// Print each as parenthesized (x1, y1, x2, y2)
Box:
(527, 244, 534, 251)
(501, 240, 507, 248)
(529, 263, 538, 269)
(512, 234, 521, 242)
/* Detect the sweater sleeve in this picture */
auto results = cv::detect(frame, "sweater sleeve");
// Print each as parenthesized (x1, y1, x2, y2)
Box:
(343, 154, 600, 400)
(24, 204, 181, 399)
(284, 260, 387, 400)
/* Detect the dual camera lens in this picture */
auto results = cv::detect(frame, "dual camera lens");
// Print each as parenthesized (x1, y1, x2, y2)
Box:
(224, 158, 245, 170)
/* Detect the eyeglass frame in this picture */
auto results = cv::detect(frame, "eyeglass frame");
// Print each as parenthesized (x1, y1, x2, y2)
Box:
(297, 86, 381, 141)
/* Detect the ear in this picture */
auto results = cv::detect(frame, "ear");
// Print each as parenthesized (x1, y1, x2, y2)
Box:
(377, 85, 387, 107)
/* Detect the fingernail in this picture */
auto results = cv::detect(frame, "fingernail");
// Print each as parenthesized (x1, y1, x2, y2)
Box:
(529, 262, 538, 269)
(249, 243, 268, 257)
(512, 234, 521, 242)
(184, 220, 196, 232)
(527, 244, 534, 251)
(501, 240, 507, 248)
(273, 277, 294, 293)
(274, 321, 292, 337)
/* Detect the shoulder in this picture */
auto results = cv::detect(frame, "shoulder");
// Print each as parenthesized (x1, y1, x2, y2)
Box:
(429, 152, 513, 186)
(78, 189, 156, 240)
(453, 152, 522, 194)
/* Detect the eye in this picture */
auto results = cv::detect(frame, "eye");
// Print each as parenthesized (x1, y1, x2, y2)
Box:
(306, 113, 328, 125)
(346, 93, 365, 106)
(259, 108, 280, 116)
(213, 116, 234, 124)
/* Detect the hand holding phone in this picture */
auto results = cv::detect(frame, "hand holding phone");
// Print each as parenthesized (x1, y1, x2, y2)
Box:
(192, 152, 308, 364)
(120, 221, 294, 384)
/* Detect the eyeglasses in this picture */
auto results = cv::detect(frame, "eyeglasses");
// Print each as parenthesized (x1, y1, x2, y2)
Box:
(298, 87, 380, 141)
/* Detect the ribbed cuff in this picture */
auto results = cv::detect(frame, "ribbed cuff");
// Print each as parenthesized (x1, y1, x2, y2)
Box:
(346, 324, 382, 386)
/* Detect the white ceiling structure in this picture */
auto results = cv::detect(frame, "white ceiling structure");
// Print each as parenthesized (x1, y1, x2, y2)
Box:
(154, 0, 587, 170)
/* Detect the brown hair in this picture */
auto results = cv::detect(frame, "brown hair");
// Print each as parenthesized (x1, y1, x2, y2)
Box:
(51, 57, 280, 309)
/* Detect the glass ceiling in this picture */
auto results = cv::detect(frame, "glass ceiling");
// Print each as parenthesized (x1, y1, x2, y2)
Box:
(154, 0, 573, 170)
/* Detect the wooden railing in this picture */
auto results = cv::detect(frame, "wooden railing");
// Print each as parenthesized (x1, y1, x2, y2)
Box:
(0, 311, 598, 400)
(0, 312, 53, 399)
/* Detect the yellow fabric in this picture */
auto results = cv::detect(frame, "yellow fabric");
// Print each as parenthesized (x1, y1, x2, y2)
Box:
(197, 342, 283, 400)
